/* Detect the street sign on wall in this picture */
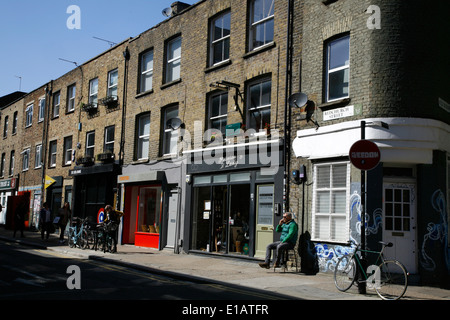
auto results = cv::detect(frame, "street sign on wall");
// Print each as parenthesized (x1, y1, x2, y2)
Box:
(349, 140, 381, 171)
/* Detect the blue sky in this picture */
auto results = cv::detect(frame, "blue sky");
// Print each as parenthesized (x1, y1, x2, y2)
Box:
(0, 0, 197, 97)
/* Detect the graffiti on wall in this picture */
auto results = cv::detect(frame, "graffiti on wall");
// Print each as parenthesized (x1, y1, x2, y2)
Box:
(315, 189, 383, 272)
(419, 189, 449, 273)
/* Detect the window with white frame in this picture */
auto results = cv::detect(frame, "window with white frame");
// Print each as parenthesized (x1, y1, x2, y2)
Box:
(34, 144, 42, 168)
(162, 106, 179, 156)
(25, 104, 33, 127)
(67, 84, 76, 112)
(165, 36, 181, 83)
(12, 111, 17, 134)
(136, 113, 150, 160)
(89, 78, 98, 107)
(3, 116, 8, 138)
(0, 153, 5, 177)
(104, 126, 115, 153)
(107, 69, 118, 98)
(249, 0, 274, 51)
(208, 92, 228, 136)
(210, 11, 230, 66)
(86, 131, 95, 158)
(63, 136, 72, 165)
(247, 78, 271, 132)
(49, 140, 57, 167)
(325, 35, 350, 102)
(22, 149, 30, 171)
(140, 50, 154, 93)
(312, 162, 350, 242)
(38, 97, 45, 122)
(53, 91, 60, 118)
(9, 150, 14, 176)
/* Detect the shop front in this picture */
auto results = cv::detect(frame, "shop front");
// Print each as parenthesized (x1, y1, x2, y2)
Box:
(117, 163, 182, 251)
(184, 141, 284, 259)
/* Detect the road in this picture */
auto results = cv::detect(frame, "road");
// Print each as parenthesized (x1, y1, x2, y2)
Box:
(0, 241, 290, 302)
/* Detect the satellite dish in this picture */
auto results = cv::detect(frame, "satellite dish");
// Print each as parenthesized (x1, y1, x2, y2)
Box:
(288, 92, 308, 109)
(167, 117, 182, 130)
(162, 7, 173, 17)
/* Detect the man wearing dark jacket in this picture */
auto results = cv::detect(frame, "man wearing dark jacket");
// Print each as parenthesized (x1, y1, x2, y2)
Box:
(259, 212, 298, 269)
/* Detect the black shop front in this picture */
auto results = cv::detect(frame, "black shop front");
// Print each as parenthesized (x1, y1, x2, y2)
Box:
(183, 141, 284, 259)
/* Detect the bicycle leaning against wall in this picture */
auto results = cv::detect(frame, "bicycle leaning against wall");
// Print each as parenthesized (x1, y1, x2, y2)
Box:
(334, 239, 409, 300)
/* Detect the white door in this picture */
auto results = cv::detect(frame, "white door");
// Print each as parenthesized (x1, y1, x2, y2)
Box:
(255, 184, 274, 258)
(165, 189, 178, 248)
(383, 181, 417, 274)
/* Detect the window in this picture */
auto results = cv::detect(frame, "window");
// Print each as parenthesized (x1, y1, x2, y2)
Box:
(49, 141, 57, 167)
(67, 84, 76, 112)
(208, 92, 228, 136)
(35, 144, 42, 168)
(140, 50, 154, 93)
(136, 113, 150, 160)
(247, 78, 271, 131)
(107, 69, 118, 98)
(25, 104, 33, 127)
(104, 126, 115, 153)
(38, 97, 45, 122)
(3, 116, 8, 138)
(162, 106, 179, 156)
(53, 91, 60, 118)
(0, 153, 5, 177)
(86, 131, 95, 158)
(12, 111, 17, 134)
(312, 162, 350, 242)
(9, 150, 14, 176)
(165, 36, 181, 83)
(22, 149, 30, 171)
(210, 11, 230, 66)
(249, 0, 274, 51)
(63, 136, 73, 165)
(325, 35, 350, 102)
(89, 78, 99, 107)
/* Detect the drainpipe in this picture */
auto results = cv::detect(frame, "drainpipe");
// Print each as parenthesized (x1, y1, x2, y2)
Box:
(40, 81, 53, 206)
(283, 0, 293, 211)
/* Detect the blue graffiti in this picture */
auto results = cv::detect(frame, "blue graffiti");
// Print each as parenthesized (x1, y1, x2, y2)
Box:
(420, 190, 449, 273)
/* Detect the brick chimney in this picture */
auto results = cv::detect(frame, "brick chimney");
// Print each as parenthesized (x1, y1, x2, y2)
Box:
(170, 2, 191, 16)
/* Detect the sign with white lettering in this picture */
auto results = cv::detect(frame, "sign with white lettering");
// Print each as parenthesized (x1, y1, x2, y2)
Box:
(349, 140, 381, 171)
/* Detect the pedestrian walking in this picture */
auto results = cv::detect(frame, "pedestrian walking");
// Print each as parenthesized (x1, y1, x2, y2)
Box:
(13, 202, 27, 238)
(39, 202, 52, 241)
(58, 202, 71, 243)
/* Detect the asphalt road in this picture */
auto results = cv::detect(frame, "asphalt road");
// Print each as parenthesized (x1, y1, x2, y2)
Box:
(0, 241, 290, 302)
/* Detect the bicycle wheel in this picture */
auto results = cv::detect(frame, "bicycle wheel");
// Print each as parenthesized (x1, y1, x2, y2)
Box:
(334, 255, 357, 292)
(68, 228, 75, 248)
(374, 260, 408, 300)
(81, 229, 92, 249)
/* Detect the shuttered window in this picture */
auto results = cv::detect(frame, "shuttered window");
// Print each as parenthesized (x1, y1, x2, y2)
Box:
(312, 162, 350, 242)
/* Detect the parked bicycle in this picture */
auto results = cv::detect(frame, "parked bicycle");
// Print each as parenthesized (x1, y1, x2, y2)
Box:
(67, 217, 88, 249)
(334, 240, 408, 300)
(95, 220, 118, 253)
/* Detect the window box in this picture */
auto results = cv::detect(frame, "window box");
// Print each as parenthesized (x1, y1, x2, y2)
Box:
(100, 96, 118, 109)
(77, 156, 94, 166)
(82, 103, 98, 114)
(96, 152, 115, 163)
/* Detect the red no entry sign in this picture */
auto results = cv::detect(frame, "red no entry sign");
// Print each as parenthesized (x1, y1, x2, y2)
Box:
(349, 140, 380, 171)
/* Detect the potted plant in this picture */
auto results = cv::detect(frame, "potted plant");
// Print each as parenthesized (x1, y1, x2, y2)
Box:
(81, 102, 98, 114)
(100, 96, 118, 108)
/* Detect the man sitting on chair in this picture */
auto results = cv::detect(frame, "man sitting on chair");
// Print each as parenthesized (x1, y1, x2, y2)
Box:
(259, 212, 298, 269)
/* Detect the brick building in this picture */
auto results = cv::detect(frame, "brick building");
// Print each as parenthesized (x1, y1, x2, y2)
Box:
(0, 0, 449, 288)
(290, 0, 450, 287)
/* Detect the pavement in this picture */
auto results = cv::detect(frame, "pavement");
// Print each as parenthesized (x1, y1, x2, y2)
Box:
(1, 226, 449, 301)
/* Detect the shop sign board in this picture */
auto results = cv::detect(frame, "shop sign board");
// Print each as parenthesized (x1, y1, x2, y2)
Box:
(349, 140, 381, 171)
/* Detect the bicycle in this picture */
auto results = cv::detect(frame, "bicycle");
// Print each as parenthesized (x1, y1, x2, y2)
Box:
(95, 221, 117, 253)
(67, 217, 89, 249)
(334, 240, 408, 300)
